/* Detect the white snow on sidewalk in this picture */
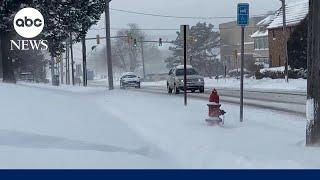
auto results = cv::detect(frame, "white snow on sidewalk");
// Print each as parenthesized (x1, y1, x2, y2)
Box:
(0, 83, 173, 169)
(0, 82, 319, 169)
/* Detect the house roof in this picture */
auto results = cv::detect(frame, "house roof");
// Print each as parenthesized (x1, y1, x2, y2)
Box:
(267, 0, 309, 29)
(251, 30, 268, 38)
(257, 15, 275, 26)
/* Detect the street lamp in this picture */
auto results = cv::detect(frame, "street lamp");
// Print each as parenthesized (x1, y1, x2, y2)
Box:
(280, 0, 289, 83)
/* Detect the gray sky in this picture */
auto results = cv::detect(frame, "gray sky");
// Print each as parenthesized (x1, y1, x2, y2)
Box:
(88, 0, 302, 39)
(82, 0, 303, 70)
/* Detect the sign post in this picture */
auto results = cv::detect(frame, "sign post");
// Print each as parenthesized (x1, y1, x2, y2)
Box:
(181, 25, 189, 106)
(237, 3, 249, 123)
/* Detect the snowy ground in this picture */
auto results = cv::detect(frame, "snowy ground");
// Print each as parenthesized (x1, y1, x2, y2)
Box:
(0, 82, 319, 169)
(142, 78, 307, 92)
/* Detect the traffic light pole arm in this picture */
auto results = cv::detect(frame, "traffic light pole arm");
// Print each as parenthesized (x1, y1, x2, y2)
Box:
(137, 40, 174, 44)
(85, 36, 128, 40)
(86, 36, 174, 44)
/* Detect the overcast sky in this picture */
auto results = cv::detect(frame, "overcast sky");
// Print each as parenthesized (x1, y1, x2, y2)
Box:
(88, 0, 302, 39)
(82, 0, 303, 73)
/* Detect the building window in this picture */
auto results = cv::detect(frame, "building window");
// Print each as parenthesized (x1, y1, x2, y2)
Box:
(254, 37, 269, 50)
(264, 38, 269, 49)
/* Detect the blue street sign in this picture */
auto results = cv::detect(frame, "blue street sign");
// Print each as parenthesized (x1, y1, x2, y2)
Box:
(237, 3, 249, 26)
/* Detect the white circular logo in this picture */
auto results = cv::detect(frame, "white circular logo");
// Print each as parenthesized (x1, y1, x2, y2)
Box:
(13, 8, 44, 39)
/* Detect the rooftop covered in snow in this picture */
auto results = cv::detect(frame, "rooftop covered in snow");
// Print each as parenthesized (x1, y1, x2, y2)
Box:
(257, 15, 275, 27)
(251, 30, 268, 38)
(267, 0, 309, 29)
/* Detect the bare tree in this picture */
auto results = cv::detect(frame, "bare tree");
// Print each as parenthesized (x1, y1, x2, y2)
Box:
(112, 24, 146, 72)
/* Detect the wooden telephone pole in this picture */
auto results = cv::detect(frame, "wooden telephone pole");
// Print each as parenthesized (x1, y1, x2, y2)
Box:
(306, 0, 320, 146)
(105, 0, 114, 90)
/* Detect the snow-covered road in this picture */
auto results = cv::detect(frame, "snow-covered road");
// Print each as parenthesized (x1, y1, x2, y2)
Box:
(1, 82, 320, 168)
(89, 80, 306, 116)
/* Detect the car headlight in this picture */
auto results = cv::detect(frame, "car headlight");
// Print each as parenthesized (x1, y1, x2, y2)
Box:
(180, 79, 184, 83)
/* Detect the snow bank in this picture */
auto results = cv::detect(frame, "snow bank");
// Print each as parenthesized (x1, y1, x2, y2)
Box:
(260, 66, 285, 73)
(142, 78, 307, 92)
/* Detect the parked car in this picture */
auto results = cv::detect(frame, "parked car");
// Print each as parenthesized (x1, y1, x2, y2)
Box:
(167, 65, 205, 94)
(120, 72, 141, 89)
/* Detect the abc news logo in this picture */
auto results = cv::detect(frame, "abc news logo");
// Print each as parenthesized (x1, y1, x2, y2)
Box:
(16, 16, 43, 28)
(11, 8, 48, 51)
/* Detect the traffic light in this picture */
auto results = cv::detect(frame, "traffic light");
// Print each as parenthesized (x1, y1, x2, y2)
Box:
(159, 38, 162, 46)
(133, 38, 137, 48)
(56, 55, 61, 64)
(96, 35, 100, 44)
(233, 49, 238, 60)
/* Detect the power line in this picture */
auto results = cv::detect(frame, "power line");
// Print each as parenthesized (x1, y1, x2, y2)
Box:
(110, 8, 235, 20)
(110, 8, 269, 20)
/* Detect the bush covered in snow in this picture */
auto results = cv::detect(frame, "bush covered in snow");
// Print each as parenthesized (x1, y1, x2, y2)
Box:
(228, 68, 251, 78)
(255, 66, 307, 79)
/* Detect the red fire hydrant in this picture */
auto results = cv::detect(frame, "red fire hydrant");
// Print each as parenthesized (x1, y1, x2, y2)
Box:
(206, 89, 226, 126)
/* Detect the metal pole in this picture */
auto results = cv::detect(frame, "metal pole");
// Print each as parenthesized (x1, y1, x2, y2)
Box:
(183, 25, 187, 106)
(50, 57, 55, 86)
(105, 0, 114, 90)
(82, 35, 87, 87)
(240, 27, 245, 123)
(66, 41, 70, 85)
(69, 33, 75, 85)
(282, 0, 289, 83)
(60, 55, 64, 84)
(140, 37, 146, 79)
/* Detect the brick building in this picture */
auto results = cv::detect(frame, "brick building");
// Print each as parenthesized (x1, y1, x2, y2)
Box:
(219, 17, 264, 72)
(267, 0, 308, 67)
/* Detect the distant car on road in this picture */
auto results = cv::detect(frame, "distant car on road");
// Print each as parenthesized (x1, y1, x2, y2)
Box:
(120, 72, 141, 89)
(167, 65, 205, 94)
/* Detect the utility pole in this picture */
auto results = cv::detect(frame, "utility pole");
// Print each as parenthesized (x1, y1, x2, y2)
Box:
(69, 33, 75, 85)
(140, 37, 146, 79)
(105, 0, 114, 90)
(281, 0, 289, 83)
(306, 0, 320, 146)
